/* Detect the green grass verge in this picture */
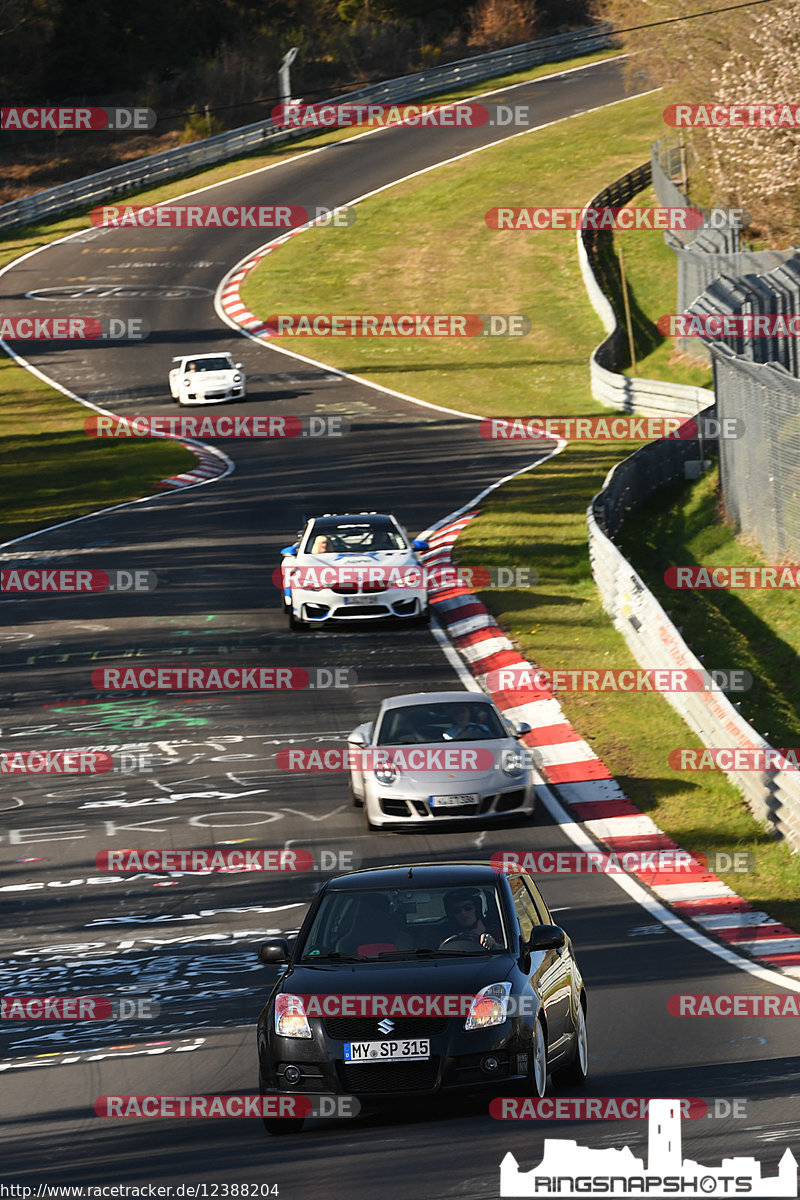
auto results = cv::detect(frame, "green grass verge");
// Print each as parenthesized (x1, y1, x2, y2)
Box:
(239, 88, 800, 929)
(0, 48, 617, 544)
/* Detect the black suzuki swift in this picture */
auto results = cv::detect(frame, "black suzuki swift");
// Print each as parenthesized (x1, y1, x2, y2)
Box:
(256, 862, 588, 1133)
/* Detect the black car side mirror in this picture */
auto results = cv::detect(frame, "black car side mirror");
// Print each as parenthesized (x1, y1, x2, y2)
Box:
(259, 938, 290, 964)
(526, 924, 566, 952)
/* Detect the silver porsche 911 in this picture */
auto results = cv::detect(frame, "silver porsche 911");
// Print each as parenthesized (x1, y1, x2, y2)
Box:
(347, 691, 535, 829)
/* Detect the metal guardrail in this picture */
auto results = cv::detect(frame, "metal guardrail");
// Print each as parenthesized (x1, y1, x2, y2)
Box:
(0, 25, 614, 233)
(576, 162, 714, 419)
(580, 165, 800, 853)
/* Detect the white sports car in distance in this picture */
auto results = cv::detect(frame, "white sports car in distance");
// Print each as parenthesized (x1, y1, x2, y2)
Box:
(348, 690, 535, 828)
(280, 512, 429, 629)
(169, 353, 246, 405)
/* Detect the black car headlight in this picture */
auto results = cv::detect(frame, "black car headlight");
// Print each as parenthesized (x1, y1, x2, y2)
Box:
(274, 993, 312, 1038)
(465, 982, 512, 1030)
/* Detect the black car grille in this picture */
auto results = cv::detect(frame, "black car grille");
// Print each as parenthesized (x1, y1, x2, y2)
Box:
(494, 788, 527, 813)
(379, 796, 412, 817)
(339, 1058, 439, 1093)
(335, 605, 389, 617)
(323, 1016, 448, 1040)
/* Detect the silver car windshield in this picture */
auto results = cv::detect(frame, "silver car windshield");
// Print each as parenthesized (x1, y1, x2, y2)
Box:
(376, 702, 506, 745)
(299, 885, 508, 960)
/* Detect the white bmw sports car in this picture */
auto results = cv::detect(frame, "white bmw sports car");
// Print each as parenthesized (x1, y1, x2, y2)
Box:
(280, 512, 429, 629)
(348, 691, 535, 828)
(169, 353, 246, 405)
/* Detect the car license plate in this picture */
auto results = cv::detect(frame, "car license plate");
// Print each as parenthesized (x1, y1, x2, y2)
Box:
(429, 794, 479, 808)
(344, 595, 378, 606)
(343, 1039, 430, 1062)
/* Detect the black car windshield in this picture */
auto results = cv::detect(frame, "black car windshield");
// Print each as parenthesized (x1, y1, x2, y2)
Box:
(185, 357, 232, 372)
(298, 885, 508, 960)
(376, 701, 506, 745)
(305, 520, 407, 554)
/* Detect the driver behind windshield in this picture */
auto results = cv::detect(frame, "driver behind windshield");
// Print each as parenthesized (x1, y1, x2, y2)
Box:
(443, 704, 492, 740)
(439, 888, 501, 950)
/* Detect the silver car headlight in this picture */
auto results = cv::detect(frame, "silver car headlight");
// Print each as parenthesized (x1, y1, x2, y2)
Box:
(465, 982, 512, 1030)
(233, 373, 243, 383)
(501, 748, 527, 777)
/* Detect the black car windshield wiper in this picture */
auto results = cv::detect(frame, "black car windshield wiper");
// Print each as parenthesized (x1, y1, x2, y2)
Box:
(300, 952, 365, 962)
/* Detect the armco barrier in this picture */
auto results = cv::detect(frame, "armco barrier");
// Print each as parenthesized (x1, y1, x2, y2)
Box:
(576, 162, 714, 420)
(0, 26, 613, 232)
(580, 171, 800, 853)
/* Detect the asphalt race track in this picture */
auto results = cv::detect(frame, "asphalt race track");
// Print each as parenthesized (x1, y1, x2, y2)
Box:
(1, 57, 799, 1195)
